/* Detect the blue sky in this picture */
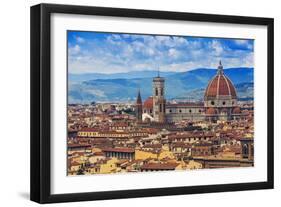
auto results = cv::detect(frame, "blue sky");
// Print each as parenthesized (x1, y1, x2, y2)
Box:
(68, 31, 254, 74)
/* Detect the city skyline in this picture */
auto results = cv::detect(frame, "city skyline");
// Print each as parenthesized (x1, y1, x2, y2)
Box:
(67, 30, 254, 176)
(67, 60, 254, 175)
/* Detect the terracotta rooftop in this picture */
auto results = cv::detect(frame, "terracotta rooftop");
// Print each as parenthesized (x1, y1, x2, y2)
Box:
(102, 147, 135, 153)
(68, 143, 91, 148)
(143, 96, 153, 109)
(140, 163, 179, 170)
(233, 107, 241, 114)
(206, 107, 217, 115)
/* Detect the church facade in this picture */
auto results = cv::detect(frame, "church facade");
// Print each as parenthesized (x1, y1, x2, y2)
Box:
(135, 61, 242, 123)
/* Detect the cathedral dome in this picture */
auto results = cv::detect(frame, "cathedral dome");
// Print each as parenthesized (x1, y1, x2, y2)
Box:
(204, 61, 237, 100)
(206, 107, 217, 115)
(232, 107, 241, 114)
(143, 97, 153, 109)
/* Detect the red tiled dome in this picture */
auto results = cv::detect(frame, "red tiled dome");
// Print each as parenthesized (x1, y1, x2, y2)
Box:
(143, 97, 153, 109)
(232, 107, 241, 114)
(206, 107, 217, 115)
(242, 109, 249, 115)
(204, 62, 237, 99)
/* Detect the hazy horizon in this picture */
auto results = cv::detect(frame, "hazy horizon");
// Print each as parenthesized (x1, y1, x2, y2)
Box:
(69, 66, 254, 75)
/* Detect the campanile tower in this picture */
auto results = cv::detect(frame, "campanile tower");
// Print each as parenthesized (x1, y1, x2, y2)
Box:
(152, 72, 166, 122)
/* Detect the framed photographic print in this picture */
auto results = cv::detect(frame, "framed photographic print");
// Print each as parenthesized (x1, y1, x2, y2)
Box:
(30, 3, 274, 203)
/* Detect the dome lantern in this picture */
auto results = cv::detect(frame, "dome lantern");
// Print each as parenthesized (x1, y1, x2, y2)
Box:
(217, 60, 224, 75)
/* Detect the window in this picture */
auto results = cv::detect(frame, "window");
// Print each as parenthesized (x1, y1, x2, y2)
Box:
(159, 104, 162, 112)
(189, 109, 192, 113)
(211, 101, 215, 105)
(242, 144, 249, 157)
(169, 109, 172, 113)
(179, 109, 182, 113)
(161, 88, 163, 96)
(222, 101, 226, 105)
(155, 88, 158, 96)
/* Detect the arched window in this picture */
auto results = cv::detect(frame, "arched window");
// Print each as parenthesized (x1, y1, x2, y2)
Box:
(155, 88, 158, 96)
(242, 144, 249, 157)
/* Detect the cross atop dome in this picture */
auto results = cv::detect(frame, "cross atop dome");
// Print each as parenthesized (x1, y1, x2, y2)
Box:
(217, 60, 224, 75)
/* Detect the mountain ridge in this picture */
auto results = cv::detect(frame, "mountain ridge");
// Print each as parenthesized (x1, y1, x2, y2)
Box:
(68, 67, 254, 103)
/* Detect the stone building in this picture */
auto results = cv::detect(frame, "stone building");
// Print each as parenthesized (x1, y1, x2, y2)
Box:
(102, 147, 135, 160)
(240, 136, 254, 160)
(135, 61, 242, 123)
(152, 73, 166, 122)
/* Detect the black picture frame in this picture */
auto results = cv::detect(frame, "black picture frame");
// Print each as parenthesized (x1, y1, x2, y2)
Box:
(30, 3, 274, 204)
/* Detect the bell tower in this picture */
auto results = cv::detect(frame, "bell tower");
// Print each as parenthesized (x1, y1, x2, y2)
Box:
(152, 71, 166, 122)
(135, 89, 142, 122)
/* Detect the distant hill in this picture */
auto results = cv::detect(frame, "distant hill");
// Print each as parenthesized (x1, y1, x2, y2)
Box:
(69, 71, 176, 82)
(68, 67, 254, 103)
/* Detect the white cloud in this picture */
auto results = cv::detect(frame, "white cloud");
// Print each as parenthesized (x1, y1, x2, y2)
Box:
(69, 44, 80, 55)
(168, 48, 180, 59)
(76, 36, 85, 43)
(111, 34, 121, 40)
(234, 39, 248, 45)
(173, 36, 188, 46)
(145, 48, 155, 56)
(131, 41, 145, 52)
(68, 32, 254, 74)
(210, 40, 224, 56)
(234, 39, 253, 50)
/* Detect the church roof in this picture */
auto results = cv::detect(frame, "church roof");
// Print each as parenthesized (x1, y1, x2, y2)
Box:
(136, 90, 142, 104)
(206, 107, 217, 115)
(204, 61, 237, 99)
(232, 107, 241, 114)
(143, 97, 153, 108)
